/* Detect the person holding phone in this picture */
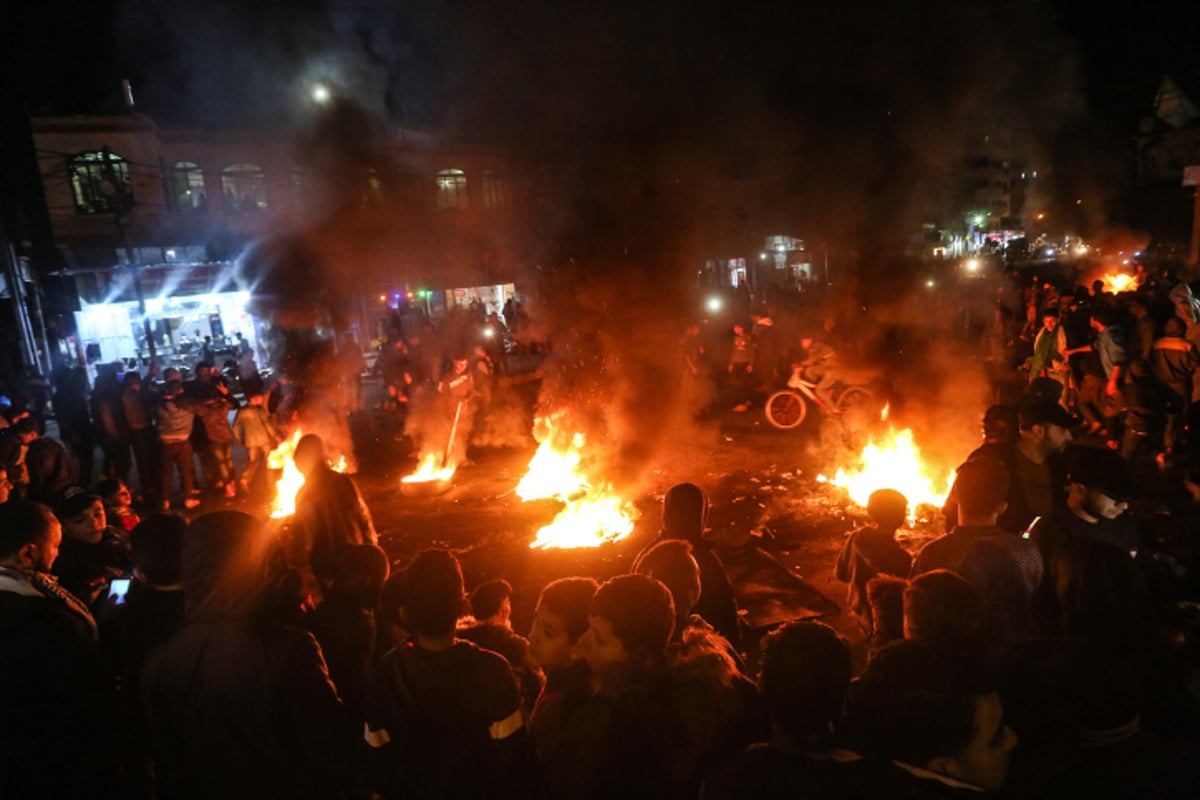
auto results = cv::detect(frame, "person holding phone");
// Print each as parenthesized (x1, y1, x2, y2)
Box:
(49, 484, 133, 611)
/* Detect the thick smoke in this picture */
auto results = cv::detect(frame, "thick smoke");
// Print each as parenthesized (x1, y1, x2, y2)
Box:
(112, 0, 1103, 481)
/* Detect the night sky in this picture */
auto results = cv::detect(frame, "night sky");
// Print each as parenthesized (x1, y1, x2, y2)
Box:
(4, 0, 1200, 263)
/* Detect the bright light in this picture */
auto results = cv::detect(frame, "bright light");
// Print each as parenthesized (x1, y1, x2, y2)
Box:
(760, 253, 768, 260)
(925, 280, 935, 288)
(311, 83, 332, 104)
(1076, 245, 1088, 256)
(965, 259, 979, 272)
(706, 296, 723, 312)
(483, 327, 495, 338)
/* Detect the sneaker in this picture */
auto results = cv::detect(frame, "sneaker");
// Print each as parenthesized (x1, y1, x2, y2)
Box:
(184, 498, 201, 510)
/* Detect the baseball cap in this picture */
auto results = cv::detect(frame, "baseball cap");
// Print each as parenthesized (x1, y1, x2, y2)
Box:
(1065, 445, 1139, 502)
(53, 484, 102, 520)
(1019, 400, 1076, 431)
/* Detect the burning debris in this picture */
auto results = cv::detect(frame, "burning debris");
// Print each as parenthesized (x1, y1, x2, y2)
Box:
(817, 424, 955, 521)
(515, 412, 639, 549)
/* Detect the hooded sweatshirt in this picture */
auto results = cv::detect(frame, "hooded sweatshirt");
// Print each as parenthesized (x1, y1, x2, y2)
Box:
(142, 511, 355, 800)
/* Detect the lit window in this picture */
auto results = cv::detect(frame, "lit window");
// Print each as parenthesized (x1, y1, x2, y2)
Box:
(435, 168, 468, 210)
(68, 150, 133, 215)
(170, 161, 207, 215)
(220, 163, 269, 213)
(481, 170, 506, 209)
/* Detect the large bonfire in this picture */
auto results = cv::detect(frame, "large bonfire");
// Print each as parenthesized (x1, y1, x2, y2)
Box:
(515, 412, 638, 549)
(818, 408, 954, 517)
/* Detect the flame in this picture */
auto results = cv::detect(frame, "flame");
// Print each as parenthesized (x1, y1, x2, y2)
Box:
(267, 430, 348, 518)
(517, 414, 637, 549)
(1101, 273, 1136, 293)
(818, 427, 954, 514)
(402, 453, 456, 484)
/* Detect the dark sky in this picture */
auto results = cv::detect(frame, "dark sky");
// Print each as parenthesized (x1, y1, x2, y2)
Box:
(5, 0, 1200, 260)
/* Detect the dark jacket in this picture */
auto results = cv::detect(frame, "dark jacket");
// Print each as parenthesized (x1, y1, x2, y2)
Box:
(364, 640, 527, 799)
(142, 511, 355, 800)
(637, 531, 741, 649)
(0, 568, 119, 796)
(292, 466, 378, 581)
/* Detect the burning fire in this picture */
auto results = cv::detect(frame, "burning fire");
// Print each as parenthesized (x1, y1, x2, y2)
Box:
(516, 414, 637, 549)
(1101, 273, 1136, 293)
(401, 453, 456, 484)
(267, 430, 348, 518)
(818, 426, 954, 515)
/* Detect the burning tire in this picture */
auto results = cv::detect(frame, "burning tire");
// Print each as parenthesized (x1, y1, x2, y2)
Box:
(765, 390, 808, 430)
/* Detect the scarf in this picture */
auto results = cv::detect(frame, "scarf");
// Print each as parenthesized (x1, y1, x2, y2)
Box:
(28, 569, 99, 640)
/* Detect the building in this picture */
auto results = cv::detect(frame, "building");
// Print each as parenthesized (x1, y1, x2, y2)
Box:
(29, 112, 532, 374)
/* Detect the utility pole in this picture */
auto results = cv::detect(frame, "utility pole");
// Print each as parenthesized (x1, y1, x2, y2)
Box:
(102, 145, 156, 364)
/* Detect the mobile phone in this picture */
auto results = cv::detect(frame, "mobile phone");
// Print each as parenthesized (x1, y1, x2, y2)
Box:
(108, 578, 131, 605)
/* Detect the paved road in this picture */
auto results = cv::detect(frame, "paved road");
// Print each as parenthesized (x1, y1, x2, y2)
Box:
(82, 374, 957, 670)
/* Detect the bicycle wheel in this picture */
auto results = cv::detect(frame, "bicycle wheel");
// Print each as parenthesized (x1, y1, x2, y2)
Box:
(766, 390, 808, 430)
(836, 387, 874, 416)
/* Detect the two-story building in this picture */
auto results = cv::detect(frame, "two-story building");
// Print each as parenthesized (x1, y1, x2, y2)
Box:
(31, 112, 531, 372)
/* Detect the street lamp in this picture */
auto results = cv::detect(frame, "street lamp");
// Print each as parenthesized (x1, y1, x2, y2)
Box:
(310, 83, 332, 104)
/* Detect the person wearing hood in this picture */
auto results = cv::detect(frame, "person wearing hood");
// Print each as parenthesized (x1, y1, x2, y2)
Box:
(0, 498, 119, 795)
(142, 510, 355, 800)
(633, 482, 741, 650)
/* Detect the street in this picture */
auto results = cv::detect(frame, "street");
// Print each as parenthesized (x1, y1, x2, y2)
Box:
(331, 374, 954, 668)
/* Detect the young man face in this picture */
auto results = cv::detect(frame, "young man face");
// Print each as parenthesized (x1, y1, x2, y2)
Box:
(528, 603, 579, 671)
(938, 693, 1018, 793)
(32, 518, 63, 572)
(578, 614, 631, 676)
(63, 500, 106, 544)
(1034, 423, 1072, 455)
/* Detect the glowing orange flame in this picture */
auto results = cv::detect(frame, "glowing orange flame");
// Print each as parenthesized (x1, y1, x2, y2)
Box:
(401, 453, 456, 484)
(517, 414, 637, 549)
(818, 427, 954, 515)
(267, 430, 348, 518)
(1101, 273, 1136, 293)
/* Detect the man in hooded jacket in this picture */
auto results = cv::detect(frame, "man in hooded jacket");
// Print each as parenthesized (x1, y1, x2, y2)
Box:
(142, 511, 356, 800)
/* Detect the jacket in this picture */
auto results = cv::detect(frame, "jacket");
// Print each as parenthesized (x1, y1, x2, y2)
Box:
(142, 511, 355, 800)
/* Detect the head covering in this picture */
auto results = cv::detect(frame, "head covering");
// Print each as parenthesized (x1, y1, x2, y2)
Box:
(982, 404, 1019, 441)
(183, 511, 273, 621)
(1065, 446, 1139, 501)
(661, 482, 708, 541)
(52, 485, 101, 521)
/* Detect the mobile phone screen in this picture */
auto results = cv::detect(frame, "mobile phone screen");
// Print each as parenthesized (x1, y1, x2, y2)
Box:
(108, 578, 131, 605)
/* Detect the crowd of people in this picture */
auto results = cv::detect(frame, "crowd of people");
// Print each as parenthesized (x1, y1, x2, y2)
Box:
(5, 438, 1200, 798)
(6, 270, 1200, 798)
